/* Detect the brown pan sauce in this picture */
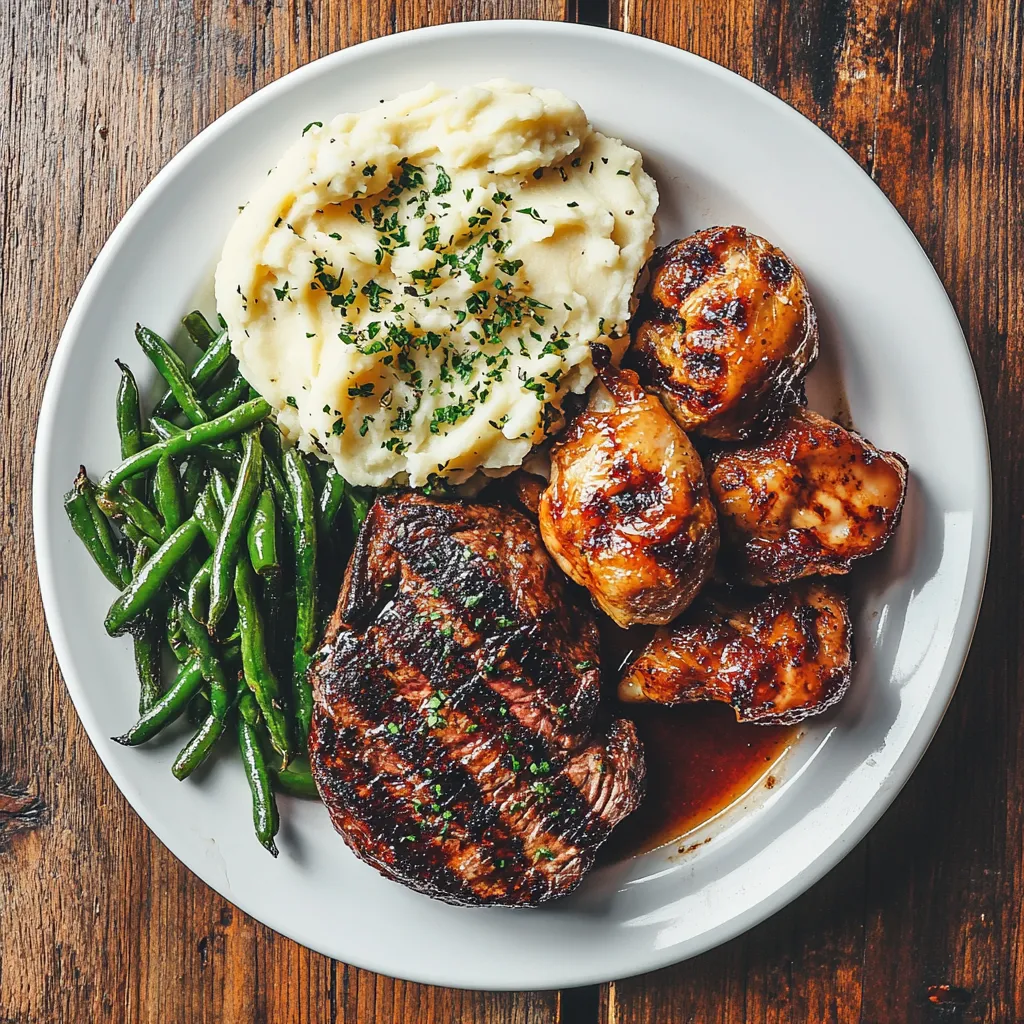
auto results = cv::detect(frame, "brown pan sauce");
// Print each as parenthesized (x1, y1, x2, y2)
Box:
(599, 623, 795, 860)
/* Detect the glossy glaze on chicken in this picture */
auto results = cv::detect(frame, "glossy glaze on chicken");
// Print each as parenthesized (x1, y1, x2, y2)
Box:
(618, 580, 853, 724)
(708, 409, 908, 585)
(630, 226, 818, 440)
(539, 369, 719, 628)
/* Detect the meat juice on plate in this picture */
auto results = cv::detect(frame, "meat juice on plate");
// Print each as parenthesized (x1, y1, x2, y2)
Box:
(598, 621, 795, 860)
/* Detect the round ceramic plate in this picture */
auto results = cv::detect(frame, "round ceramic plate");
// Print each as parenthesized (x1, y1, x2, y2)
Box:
(34, 21, 990, 989)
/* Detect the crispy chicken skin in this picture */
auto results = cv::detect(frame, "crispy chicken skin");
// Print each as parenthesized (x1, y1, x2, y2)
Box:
(619, 580, 853, 724)
(539, 369, 719, 629)
(629, 226, 819, 440)
(707, 409, 908, 586)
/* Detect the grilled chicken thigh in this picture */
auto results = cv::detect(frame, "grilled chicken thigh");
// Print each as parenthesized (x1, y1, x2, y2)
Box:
(619, 580, 853, 724)
(309, 493, 645, 907)
(708, 409, 908, 586)
(630, 226, 818, 440)
(539, 370, 719, 629)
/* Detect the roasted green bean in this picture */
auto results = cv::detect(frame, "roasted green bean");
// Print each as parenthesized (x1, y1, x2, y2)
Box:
(274, 762, 319, 799)
(64, 481, 124, 589)
(318, 466, 346, 537)
(205, 371, 249, 417)
(131, 545, 162, 712)
(237, 691, 280, 855)
(181, 459, 207, 516)
(115, 360, 146, 501)
(247, 487, 279, 578)
(283, 449, 317, 744)
(105, 518, 202, 636)
(171, 711, 226, 780)
(113, 657, 204, 746)
(153, 327, 232, 418)
(96, 487, 166, 544)
(187, 556, 213, 623)
(208, 430, 263, 632)
(181, 310, 219, 350)
(234, 558, 290, 763)
(135, 323, 208, 426)
(177, 600, 231, 721)
(100, 398, 269, 490)
(154, 455, 184, 534)
(193, 482, 225, 547)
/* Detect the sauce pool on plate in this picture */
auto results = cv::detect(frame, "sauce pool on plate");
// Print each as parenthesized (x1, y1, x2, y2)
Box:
(599, 622, 795, 860)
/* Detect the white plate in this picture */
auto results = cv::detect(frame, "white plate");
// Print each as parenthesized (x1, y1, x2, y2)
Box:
(34, 21, 990, 989)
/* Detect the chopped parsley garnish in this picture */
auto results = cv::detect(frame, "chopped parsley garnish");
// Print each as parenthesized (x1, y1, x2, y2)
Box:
(347, 382, 375, 398)
(362, 163, 377, 176)
(302, 121, 322, 135)
(432, 165, 452, 195)
(515, 207, 546, 223)
(285, 396, 298, 408)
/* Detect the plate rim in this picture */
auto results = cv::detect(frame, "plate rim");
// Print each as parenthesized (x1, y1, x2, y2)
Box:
(32, 18, 992, 989)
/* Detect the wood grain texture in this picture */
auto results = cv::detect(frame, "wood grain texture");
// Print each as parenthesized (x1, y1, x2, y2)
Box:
(603, 0, 1024, 1022)
(0, 3, 566, 1023)
(2, 0, 1020, 1020)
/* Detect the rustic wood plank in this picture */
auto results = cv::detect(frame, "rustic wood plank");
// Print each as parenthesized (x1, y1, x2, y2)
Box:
(605, 0, 1023, 1021)
(0, 2, 572, 1022)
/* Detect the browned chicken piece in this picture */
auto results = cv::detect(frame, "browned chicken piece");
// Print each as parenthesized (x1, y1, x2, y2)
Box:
(629, 226, 819, 440)
(707, 408, 908, 586)
(539, 369, 719, 629)
(618, 580, 853, 724)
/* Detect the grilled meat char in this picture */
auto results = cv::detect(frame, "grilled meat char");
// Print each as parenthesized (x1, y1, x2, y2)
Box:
(309, 493, 646, 907)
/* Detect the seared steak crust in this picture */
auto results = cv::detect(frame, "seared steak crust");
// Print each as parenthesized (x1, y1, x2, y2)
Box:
(310, 493, 645, 907)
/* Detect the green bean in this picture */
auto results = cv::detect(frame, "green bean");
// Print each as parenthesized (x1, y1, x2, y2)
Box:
(234, 559, 290, 763)
(193, 482, 225, 547)
(64, 484, 124, 589)
(274, 762, 319, 800)
(182, 310, 220, 350)
(113, 657, 205, 746)
(115, 360, 146, 501)
(104, 518, 202, 635)
(154, 455, 184, 533)
(96, 488, 166, 544)
(262, 451, 293, 520)
(141, 430, 159, 448)
(150, 417, 242, 474)
(181, 459, 207, 516)
(135, 323, 208, 426)
(283, 448, 317, 744)
(206, 371, 250, 417)
(171, 711, 226, 780)
(121, 522, 159, 558)
(153, 328, 233, 418)
(72, 468, 121, 567)
(177, 600, 230, 721)
(208, 430, 263, 632)
(100, 398, 269, 490)
(130, 545, 162, 711)
(210, 470, 233, 515)
(261, 421, 285, 462)
(187, 556, 213, 624)
(247, 488, 279, 578)
(166, 601, 190, 663)
(318, 466, 346, 537)
(345, 487, 374, 533)
(237, 692, 280, 856)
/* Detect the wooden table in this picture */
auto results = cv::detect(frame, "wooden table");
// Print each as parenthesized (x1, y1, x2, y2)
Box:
(2, 0, 1019, 1020)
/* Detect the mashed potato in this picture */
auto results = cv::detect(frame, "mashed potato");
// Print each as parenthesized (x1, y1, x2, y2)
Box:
(216, 80, 658, 487)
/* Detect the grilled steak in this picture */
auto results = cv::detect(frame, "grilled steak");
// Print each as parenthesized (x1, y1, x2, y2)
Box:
(309, 493, 646, 907)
